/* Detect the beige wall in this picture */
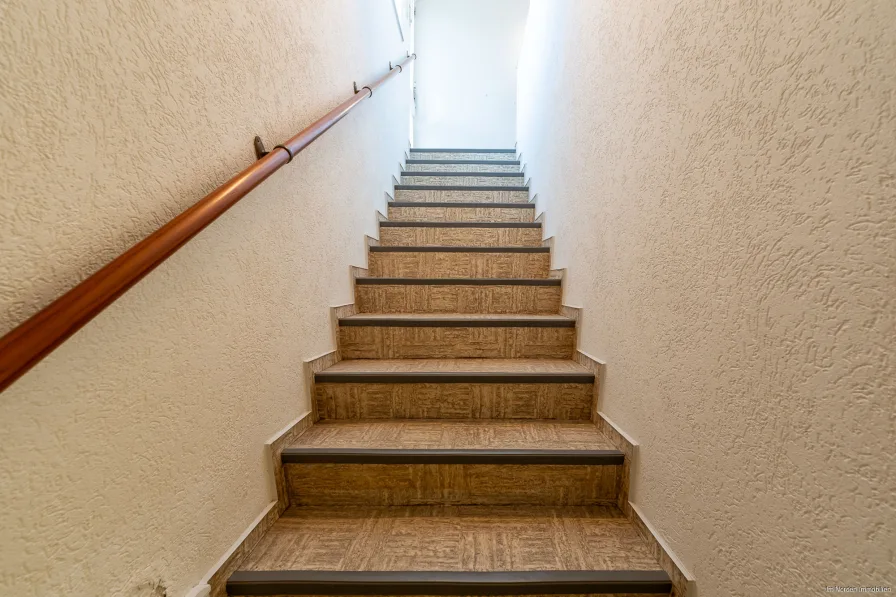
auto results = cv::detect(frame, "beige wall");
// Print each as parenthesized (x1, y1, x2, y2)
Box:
(0, 1, 411, 595)
(517, 1, 895, 595)
(413, 0, 528, 148)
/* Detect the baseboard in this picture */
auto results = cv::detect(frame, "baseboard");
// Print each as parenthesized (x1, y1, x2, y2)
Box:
(573, 349, 603, 410)
(560, 303, 581, 322)
(331, 303, 356, 360)
(595, 411, 637, 515)
(190, 408, 316, 597)
(630, 503, 698, 597)
(202, 500, 279, 597)
(266, 410, 315, 513)
(578, 389, 696, 597)
(305, 349, 340, 422)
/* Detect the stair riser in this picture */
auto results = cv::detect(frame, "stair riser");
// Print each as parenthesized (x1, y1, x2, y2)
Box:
(388, 205, 535, 223)
(316, 383, 592, 420)
(401, 175, 525, 187)
(369, 252, 550, 278)
(380, 227, 542, 246)
(356, 285, 562, 314)
(410, 152, 516, 160)
(405, 163, 520, 172)
(338, 327, 576, 359)
(395, 189, 529, 203)
(285, 463, 619, 507)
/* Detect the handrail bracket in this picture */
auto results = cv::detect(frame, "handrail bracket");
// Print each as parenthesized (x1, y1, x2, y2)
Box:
(253, 136, 269, 160)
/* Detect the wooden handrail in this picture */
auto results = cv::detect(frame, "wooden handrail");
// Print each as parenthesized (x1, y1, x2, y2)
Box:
(0, 54, 415, 393)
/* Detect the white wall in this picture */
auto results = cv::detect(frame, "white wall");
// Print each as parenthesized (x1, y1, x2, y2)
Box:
(517, 0, 895, 595)
(413, 0, 528, 148)
(0, 1, 411, 595)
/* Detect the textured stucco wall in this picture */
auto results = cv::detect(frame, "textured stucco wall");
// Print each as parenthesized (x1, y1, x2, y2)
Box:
(0, 1, 411, 595)
(517, 1, 895, 594)
(413, 0, 529, 148)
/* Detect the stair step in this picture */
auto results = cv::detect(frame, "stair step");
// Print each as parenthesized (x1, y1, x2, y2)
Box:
(411, 148, 518, 152)
(355, 277, 559, 284)
(316, 357, 593, 381)
(405, 159, 521, 164)
(280, 420, 622, 506)
(394, 187, 530, 204)
(379, 221, 542, 248)
(409, 150, 517, 161)
(379, 221, 540, 227)
(405, 159, 520, 173)
(338, 315, 575, 358)
(227, 506, 672, 596)
(401, 171, 525, 177)
(284, 419, 617, 453)
(355, 278, 561, 314)
(369, 247, 549, 278)
(315, 359, 594, 420)
(370, 246, 548, 253)
(339, 314, 575, 327)
(388, 202, 535, 223)
(400, 175, 526, 187)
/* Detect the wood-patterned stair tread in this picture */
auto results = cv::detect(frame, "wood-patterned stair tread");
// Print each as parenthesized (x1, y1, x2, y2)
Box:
(401, 171, 525, 177)
(355, 277, 560, 285)
(230, 506, 668, 580)
(389, 201, 534, 208)
(369, 246, 549, 253)
(319, 358, 592, 375)
(286, 420, 616, 452)
(395, 185, 530, 191)
(405, 159, 521, 164)
(379, 221, 541, 228)
(338, 313, 575, 327)
(411, 148, 519, 152)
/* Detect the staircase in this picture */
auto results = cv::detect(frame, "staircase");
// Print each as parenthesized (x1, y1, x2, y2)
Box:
(225, 148, 674, 596)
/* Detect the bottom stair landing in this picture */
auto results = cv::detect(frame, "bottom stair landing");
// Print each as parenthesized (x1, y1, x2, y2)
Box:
(227, 505, 672, 596)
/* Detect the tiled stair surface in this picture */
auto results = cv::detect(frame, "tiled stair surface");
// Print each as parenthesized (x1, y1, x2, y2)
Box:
(227, 148, 672, 596)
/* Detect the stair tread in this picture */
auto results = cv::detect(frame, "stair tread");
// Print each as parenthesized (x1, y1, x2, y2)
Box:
(379, 221, 541, 227)
(338, 314, 575, 329)
(370, 246, 548, 252)
(286, 420, 615, 452)
(405, 158, 521, 164)
(319, 358, 591, 375)
(411, 148, 517, 152)
(341, 313, 572, 321)
(355, 277, 560, 285)
(401, 171, 525, 176)
(234, 505, 665, 574)
(395, 185, 529, 190)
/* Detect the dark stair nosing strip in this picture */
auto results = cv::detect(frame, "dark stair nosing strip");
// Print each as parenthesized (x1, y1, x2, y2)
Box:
(380, 221, 541, 228)
(395, 185, 529, 191)
(405, 159, 520, 165)
(355, 277, 560, 286)
(314, 371, 595, 384)
(410, 148, 517, 153)
(339, 317, 575, 328)
(401, 171, 525, 177)
(369, 246, 549, 253)
(389, 202, 534, 209)
(282, 448, 624, 465)
(226, 570, 673, 596)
